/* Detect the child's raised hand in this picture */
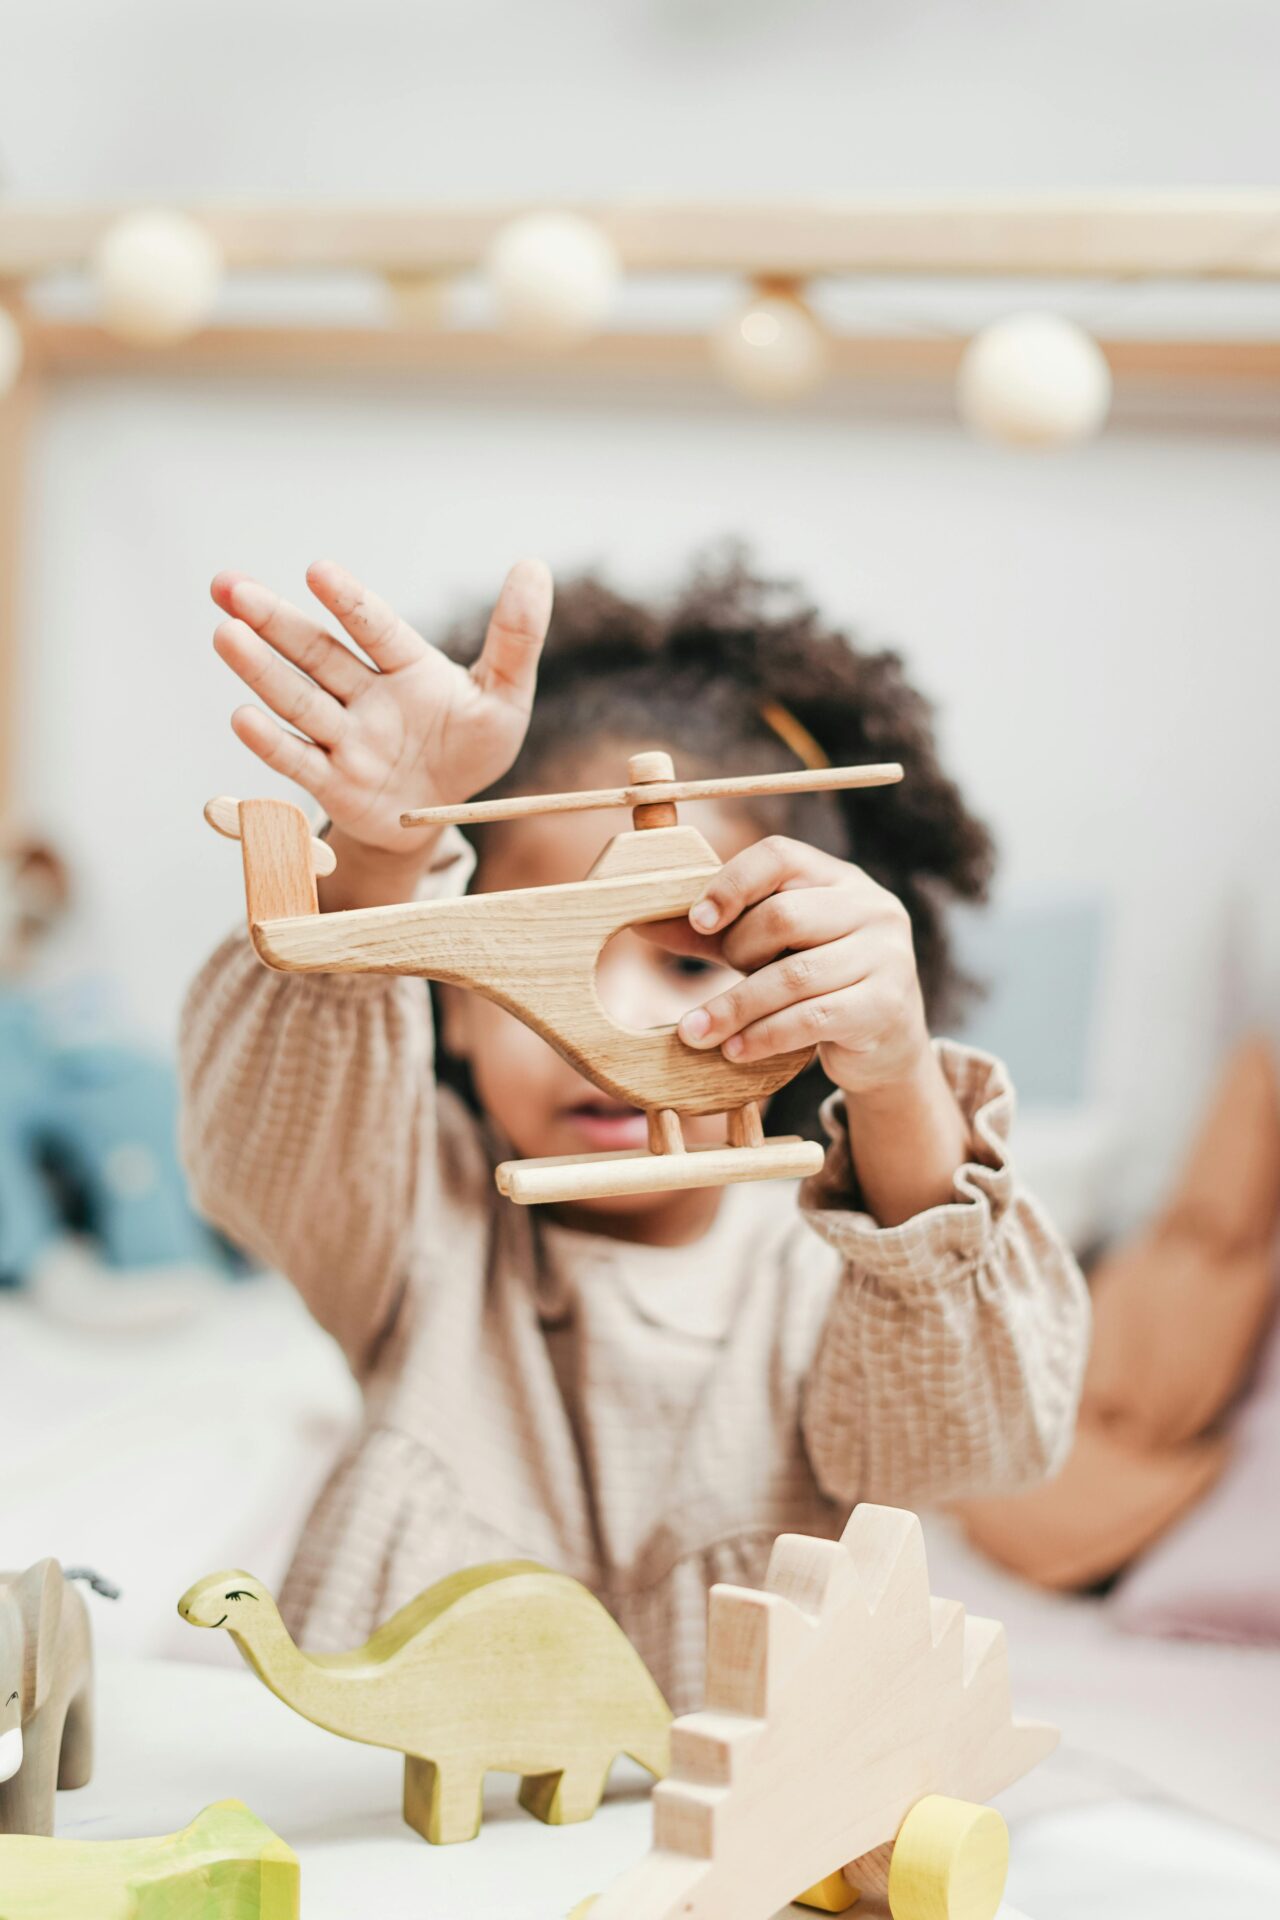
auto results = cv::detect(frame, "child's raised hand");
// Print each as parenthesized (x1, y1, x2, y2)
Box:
(209, 558, 553, 858)
(659, 836, 930, 1100)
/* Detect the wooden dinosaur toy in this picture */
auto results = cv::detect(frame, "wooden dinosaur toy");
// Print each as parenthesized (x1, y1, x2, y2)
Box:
(572, 1505, 1056, 1920)
(0, 1799, 298, 1920)
(0, 1560, 94, 1837)
(178, 1560, 671, 1845)
(204, 749, 903, 1205)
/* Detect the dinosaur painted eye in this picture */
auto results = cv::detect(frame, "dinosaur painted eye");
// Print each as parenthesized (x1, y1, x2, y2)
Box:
(224, 1590, 256, 1603)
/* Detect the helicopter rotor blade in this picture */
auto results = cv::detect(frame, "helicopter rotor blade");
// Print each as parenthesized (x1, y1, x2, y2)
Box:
(400, 762, 903, 830)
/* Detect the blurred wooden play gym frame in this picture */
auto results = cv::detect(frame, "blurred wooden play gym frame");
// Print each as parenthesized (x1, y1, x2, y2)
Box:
(2, 194, 1280, 825)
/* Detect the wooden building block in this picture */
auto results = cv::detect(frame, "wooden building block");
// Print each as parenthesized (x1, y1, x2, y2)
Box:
(0, 1800, 297, 1920)
(178, 1562, 671, 1845)
(796, 1865, 862, 1910)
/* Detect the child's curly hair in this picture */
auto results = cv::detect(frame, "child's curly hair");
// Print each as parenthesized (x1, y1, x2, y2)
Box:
(439, 548, 994, 1139)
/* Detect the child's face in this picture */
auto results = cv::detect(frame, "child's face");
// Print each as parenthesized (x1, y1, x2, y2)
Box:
(439, 757, 762, 1231)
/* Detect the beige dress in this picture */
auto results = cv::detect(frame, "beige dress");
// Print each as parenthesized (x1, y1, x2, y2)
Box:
(178, 830, 1089, 1713)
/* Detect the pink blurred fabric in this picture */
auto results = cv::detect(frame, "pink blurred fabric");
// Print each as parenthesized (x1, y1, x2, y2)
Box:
(1113, 1282, 1280, 1644)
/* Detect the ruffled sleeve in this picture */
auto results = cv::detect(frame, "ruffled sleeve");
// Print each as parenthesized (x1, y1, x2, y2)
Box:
(178, 827, 474, 1372)
(798, 1040, 1090, 1508)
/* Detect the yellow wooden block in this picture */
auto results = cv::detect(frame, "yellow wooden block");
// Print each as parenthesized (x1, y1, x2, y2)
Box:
(795, 1866, 861, 1910)
(887, 1795, 1009, 1920)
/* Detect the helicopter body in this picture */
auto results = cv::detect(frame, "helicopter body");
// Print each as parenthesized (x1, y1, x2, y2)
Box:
(205, 751, 902, 1204)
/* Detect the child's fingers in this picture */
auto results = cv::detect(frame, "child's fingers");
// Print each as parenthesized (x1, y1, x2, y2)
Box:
(215, 619, 346, 748)
(230, 705, 335, 808)
(215, 575, 370, 703)
(306, 561, 427, 674)
(716, 984, 872, 1064)
(471, 559, 554, 713)
(718, 886, 864, 974)
(686, 836, 841, 936)
(678, 932, 869, 1051)
(210, 571, 249, 615)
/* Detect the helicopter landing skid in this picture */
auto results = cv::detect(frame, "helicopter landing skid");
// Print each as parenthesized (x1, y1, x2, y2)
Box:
(494, 1133, 824, 1207)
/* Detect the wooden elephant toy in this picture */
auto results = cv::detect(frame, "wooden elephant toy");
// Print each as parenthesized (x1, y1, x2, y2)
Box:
(0, 1561, 93, 1836)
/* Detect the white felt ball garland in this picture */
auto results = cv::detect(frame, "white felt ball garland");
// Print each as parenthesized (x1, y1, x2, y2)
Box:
(711, 285, 828, 401)
(956, 311, 1112, 448)
(93, 211, 224, 344)
(485, 212, 620, 346)
(0, 307, 22, 397)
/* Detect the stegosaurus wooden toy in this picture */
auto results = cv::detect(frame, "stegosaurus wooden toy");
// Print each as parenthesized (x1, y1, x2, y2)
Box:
(578, 1504, 1056, 1920)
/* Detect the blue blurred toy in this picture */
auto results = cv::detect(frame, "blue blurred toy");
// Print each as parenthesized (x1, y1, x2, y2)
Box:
(0, 836, 229, 1288)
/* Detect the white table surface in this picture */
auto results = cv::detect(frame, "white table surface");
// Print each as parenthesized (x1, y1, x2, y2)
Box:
(50, 1659, 1045, 1920)
(43, 1657, 1280, 1920)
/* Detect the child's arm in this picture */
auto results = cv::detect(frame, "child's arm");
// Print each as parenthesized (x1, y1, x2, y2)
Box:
(655, 834, 1090, 1501)
(178, 837, 471, 1367)
(180, 557, 553, 1367)
(797, 1043, 1089, 1507)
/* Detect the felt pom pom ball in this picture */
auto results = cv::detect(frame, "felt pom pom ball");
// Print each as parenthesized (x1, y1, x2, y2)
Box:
(956, 312, 1112, 449)
(485, 212, 620, 345)
(93, 211, 223, 344)
(711, 285, 827, 401)
(0, 307, 22, 397)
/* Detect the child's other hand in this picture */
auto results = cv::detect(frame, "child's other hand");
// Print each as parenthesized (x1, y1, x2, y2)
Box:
(657, 835, 972, 1225)
(661, 836, 930, 1099)
(210, 558, 553, 858)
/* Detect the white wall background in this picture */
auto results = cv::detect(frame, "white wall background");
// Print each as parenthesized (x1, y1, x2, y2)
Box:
(5, 1, 1280, 1226)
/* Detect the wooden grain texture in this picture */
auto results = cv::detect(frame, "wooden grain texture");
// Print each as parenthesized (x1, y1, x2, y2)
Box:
(0, 1562, 94, 1837)
(236, 799, 321, 922)
(628, 751, 680, 830)
(0, 1799, 298, 1920)
(244, 811, 812, 1115)
(584, 1505, 1057, 1920)
(496, 1137, 823, 1205)
(29, 321, 1280, 389)
(8, 197, 1280, 277)
(728, 1102, 765, 1150)
(204, 796, 335, 874)
(401, 762, 904, 827)
(647, 1109, 685, 1155)
(178, 1564, 671, 1847)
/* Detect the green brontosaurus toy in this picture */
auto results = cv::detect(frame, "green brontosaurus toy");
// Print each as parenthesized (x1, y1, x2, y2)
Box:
(179, 1561, 671, 1844)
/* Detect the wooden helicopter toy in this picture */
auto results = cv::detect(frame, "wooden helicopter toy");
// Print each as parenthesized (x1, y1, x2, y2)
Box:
(205, 749, 902, 1205)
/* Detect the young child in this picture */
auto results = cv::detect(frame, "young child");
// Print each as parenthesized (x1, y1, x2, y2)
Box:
(180, 550, 1089, 1712)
